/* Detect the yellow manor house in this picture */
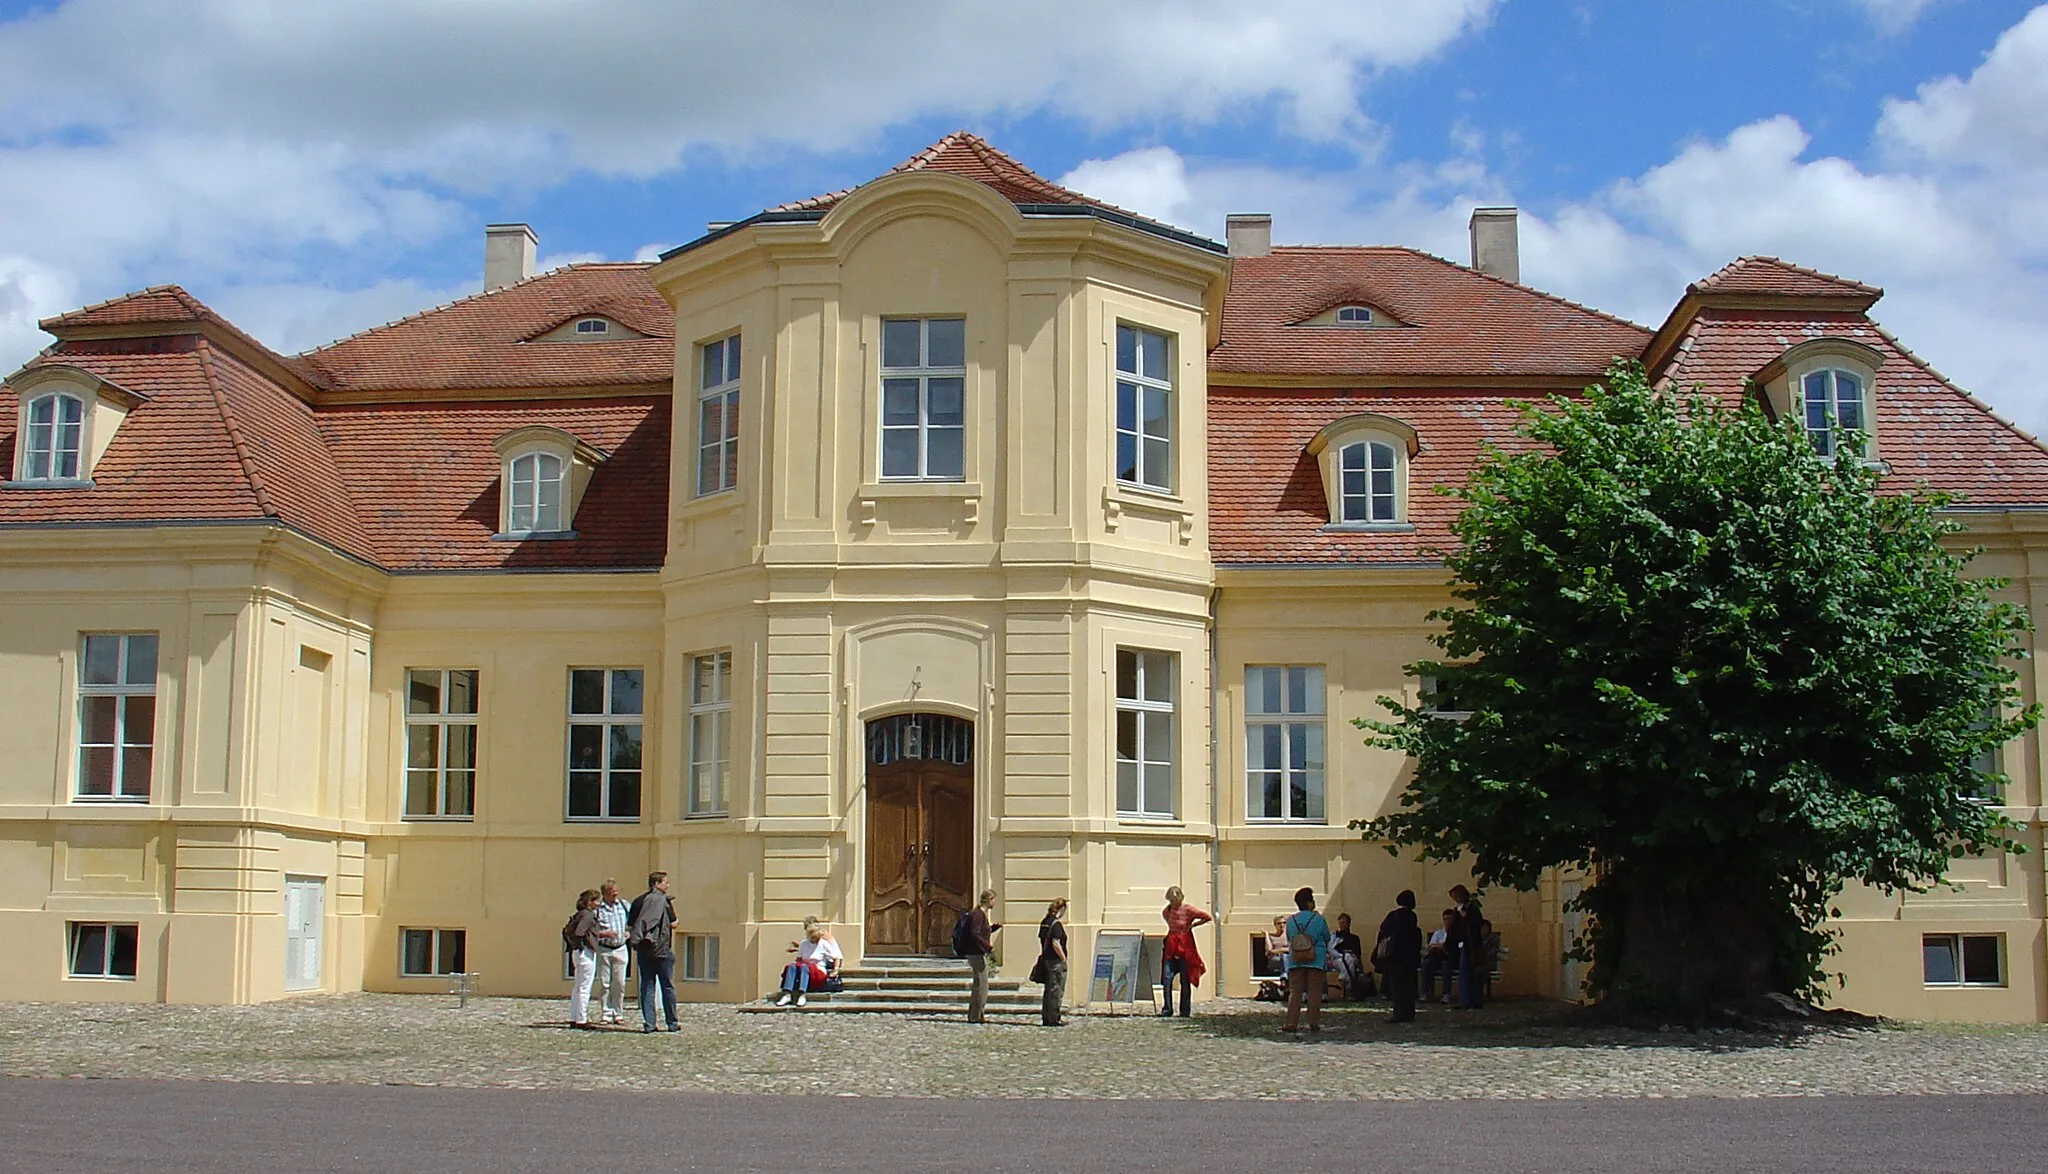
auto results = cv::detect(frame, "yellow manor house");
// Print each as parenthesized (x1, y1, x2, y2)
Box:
(2, 134, 2043, 1020)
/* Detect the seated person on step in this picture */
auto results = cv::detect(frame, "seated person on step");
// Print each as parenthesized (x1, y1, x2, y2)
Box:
(775, 916, 843, 1008)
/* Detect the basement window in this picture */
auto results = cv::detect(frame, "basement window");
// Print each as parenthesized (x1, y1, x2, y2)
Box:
(67, 922, 139, 980)
(681, 934, 720, 982)
(401, 928, 467, 977)
(1922, 933, 2003, 987)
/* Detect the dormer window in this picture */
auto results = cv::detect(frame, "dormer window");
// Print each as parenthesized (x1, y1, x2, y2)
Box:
(574, 318, 609, 335)
(24, 392, 85, 481)
(507, 451, 565, 533)
(493, 426, 608, 539)
(1335, 306, 1374, 325)
(1751, 338, 1882, 461)
(1339, 439, 1398, 522)
(7, 366, 145, 489)
(1307, 413, 1418, 528)
(1801, 368, 1865, 457)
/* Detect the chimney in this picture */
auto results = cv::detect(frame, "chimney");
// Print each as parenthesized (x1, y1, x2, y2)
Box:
(484, 223, 537, 291)
(1225, 213, 1272, 258)
(1468, 207, 1519, 284)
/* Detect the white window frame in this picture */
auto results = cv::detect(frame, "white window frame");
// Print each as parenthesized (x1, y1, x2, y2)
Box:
(1115, 648, 1176, 820)
(1339, 440, 1400, 523)
(681, 933, 720, 982)
(400, 928, 467, 977)
(1798, 366, 1868, 458)
(1245, 666, 1326, 823)
(697, 334, 741, 497)
(75, 632, 156, 802)
(878, 317, 966, 481)
(21, 391, 86, 482)
(505, 449, 566, 534)
(1114, 323, 1174, 493)
(404, 669, 478, 820)
(688, 652, 732, 817)
(1335, 306, 1374, 325)
(1922, 932, 2004, 988)
(66, 921, 139, 980)
(574, 317, 610, 335)
(566, 668, 644, 823)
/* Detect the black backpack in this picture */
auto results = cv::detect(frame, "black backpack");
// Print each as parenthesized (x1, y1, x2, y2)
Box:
(950, 909, 976, 958)
(561, 911, 582, 953)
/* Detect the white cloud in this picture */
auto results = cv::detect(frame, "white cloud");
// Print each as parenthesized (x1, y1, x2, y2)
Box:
(0, 0, 1495, 374)
(1849, 0, 1946, 36)
(1060, 8, 2048, 431)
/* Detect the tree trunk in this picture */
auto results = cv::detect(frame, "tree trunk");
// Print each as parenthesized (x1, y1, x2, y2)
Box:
(1606, 882, 1780, 1020)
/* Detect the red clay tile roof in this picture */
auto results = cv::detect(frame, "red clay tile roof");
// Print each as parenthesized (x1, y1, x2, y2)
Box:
(0, 339, 345, 550)
(40, 286, 218, 331)
(315, 397, 669, 571)
(774, 130, 1104, 213)
(1656, 306, 2048, 505)
(300, 264, 673, 393)
(1212, 248, 1652, 379)
(1691, 256, 1882, 301)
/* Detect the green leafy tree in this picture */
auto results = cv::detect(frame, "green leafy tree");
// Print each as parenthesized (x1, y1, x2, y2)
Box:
(1358, 363, 2034, 1018)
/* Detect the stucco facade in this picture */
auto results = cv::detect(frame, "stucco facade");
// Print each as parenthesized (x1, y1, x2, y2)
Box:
(2, 133, 2043, 1020)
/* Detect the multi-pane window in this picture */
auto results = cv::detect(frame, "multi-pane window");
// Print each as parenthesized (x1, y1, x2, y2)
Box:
(681, 934, 720, 982)
(404, 669, 478, 819)
(1335, 306, 1374, 325)
(506, 451, 565, 533)
(1801, 368, 1866, 457)
(1339, 441, 1398, 523)
(1922, 933, 2003, 987)
(23, 392, 85, 481)
(400, 928, 467, 977)
(1246, 666, 1326, 822)
(1115, 324, 1173, 491)
(575, 318, 609, 335)
(688, 652, 732, 816)
(76, 633, 156, 801)
(67, 922, 138, 979)
(880, 317, 965, 480)
(567, 669, 643, 821)
(1115, 648, 1175, 818)
(698, 334, 741, 496)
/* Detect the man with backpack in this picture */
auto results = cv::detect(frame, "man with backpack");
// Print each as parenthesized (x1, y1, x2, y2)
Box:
(956, 888, 1001, 1023)
(627, 871, 679, 1034)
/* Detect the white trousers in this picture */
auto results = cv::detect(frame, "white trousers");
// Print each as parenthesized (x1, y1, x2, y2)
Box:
(591, 946, 629, 1018)
(568, 948, 598, 1023)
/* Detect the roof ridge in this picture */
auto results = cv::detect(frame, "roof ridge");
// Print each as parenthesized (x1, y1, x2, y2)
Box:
(1867, 319, 2048, 463)
(1694, 255, 1882, 296)
(37, 283, 202, 329)
(194, 338, 278, 517)
(297, 262, 650, 358)
(1392, 246, 1654, 336)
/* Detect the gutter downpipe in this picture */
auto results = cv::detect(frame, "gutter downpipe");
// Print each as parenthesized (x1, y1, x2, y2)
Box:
(1207, 584, 1224, 999)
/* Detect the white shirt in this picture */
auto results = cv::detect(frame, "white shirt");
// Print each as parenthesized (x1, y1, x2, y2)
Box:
(799, 936, 841, 968)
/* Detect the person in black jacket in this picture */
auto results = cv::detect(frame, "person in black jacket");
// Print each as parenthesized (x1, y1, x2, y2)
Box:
(1376, 890, 1424, 1023)
(1449, 884, 1486, 1009)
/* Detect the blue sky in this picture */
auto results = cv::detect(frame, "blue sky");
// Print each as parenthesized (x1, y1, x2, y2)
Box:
(1, 1, 2044, 427)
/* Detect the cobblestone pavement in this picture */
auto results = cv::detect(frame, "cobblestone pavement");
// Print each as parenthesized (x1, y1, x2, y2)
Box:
(5, 995, 2046, 1100)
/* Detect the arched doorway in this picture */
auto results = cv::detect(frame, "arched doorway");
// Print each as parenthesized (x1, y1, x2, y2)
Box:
(865, 713, 974, 956)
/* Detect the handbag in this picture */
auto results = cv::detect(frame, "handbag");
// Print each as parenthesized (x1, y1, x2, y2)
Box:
(1029, 958, 1048, 985)
(1371, 936, 1390, 967)
(1287, 913, 1319, 965)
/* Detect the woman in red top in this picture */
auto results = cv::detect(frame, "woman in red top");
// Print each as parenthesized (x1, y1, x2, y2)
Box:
(1159, 885, 1212, 1017)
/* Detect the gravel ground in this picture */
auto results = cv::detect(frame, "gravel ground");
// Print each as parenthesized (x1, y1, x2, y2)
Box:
(4, 994, 2046, 1100)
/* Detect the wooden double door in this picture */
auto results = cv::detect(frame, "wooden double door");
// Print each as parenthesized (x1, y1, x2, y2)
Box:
(866, 758, 974, 955)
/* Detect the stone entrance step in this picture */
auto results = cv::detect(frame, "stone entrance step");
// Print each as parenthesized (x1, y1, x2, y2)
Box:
(740, 954, 1042, 1015)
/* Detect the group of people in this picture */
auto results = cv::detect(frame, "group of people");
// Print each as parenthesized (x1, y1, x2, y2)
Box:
(564, 877, 1491, 1032)
(561, 872, 682, 1033)
(1251, 884, 1491, 1030)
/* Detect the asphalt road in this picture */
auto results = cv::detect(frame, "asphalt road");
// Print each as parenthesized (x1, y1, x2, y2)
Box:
(3, 1078, 2043, 1173)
